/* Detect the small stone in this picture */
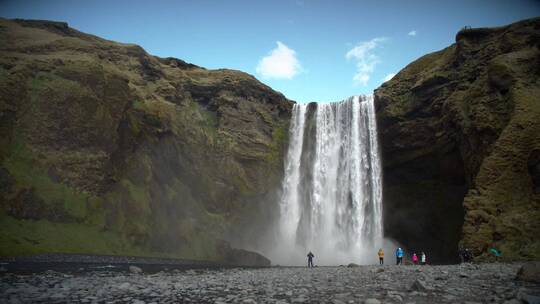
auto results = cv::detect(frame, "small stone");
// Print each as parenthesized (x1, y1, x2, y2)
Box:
(503, 299, 522, 304)
(50, 293, 66, 300)
(516, 262, 540, 283)
(364, 299, 381, 304)
(434, 275, 447, 281)
(347, 263, 359, 267)
(334, 293, 351, 299)
(520, 293, 540, 304)
(129, 265, 143, 274)
(118, 282, 131, 290)
(388, 294, 403, 302)
(443, 294, 456, 301)
(242, 299, 257, 304)
(409, 279, 433, 292)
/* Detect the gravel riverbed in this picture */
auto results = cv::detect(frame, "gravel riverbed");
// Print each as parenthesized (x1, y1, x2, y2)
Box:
(1, 263, 539, 303)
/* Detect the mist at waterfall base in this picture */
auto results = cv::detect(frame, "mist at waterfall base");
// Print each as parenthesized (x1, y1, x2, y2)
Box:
(265, 95, 397, 266)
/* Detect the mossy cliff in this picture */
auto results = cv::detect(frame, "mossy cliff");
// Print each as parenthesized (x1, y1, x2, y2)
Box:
(375, 17, 540, 262)
(0, 19, 292, 263)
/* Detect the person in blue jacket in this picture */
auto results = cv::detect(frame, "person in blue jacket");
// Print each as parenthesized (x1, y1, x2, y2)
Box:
(396, 247, 404, 265)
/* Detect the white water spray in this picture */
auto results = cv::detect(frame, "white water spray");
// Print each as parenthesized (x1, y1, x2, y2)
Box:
(270, 95, 383, 265)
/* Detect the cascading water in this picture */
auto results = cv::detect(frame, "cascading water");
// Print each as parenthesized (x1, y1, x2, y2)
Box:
(270, 95, 383, 265)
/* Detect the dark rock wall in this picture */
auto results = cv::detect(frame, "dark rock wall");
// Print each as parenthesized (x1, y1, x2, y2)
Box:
(375, 17, 540, 262)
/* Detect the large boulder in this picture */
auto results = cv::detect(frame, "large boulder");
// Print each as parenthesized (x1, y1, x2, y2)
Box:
(516, 262, 540, 283)
(216, 241, 271, 266)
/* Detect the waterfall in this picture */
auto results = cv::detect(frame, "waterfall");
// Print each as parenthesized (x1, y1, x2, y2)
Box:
(271, 95, 383, 265)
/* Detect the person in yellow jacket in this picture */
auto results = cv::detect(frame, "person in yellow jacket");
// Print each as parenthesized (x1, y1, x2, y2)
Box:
(378, 248, 384, 265)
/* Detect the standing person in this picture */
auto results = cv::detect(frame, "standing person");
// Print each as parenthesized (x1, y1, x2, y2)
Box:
(421, 252, 426, 265)
(489, 248, 501, 261)
(396, 248, 404, 265)
(378, 248, 384, 265)
(412, 252, 418, 264)
(307, 251, 314, 268)
(464, 248, 472, 262)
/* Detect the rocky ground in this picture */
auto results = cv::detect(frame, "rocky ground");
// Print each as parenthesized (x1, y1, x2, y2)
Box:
(1, 263, 539, 304)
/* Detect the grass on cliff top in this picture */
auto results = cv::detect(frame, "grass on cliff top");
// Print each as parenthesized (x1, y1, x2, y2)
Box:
(0, 19, 63, 49)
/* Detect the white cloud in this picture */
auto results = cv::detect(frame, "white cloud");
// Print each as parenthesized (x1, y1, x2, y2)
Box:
(383, 73, 396, 82)
(346, 37, 386, 86)
(256, 41, 302, 80)
(408, 30, 417, 36)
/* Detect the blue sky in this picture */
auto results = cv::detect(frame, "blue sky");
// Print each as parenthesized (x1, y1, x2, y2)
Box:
(1, 0, 539, 103)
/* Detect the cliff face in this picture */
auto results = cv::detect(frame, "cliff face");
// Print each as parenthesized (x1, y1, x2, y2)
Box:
(375, 18, 540, 262)
(0, 19, 292, 262)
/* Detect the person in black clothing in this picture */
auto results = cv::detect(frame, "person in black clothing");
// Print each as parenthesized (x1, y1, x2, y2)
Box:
(459, 246, 473, 263)
(307, 251, 314, 267)
(464, 248, 472, 262)
(458, 246, 465, 263)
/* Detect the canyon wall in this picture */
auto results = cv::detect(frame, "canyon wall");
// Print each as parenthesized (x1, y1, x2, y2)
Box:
(375, 17, 540, 262)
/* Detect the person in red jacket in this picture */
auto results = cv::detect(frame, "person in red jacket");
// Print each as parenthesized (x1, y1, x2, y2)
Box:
(412, 252, 419, 264)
